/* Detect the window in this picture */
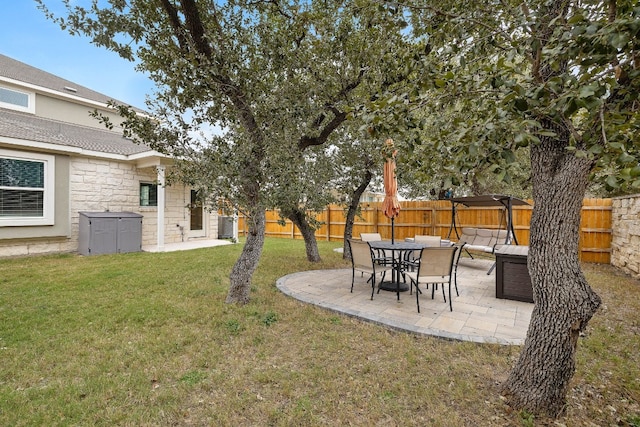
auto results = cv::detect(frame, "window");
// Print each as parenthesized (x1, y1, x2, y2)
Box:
(0, 149, 55, 226)
(140, 183, 158, 207)
(0, 86, 34, 113)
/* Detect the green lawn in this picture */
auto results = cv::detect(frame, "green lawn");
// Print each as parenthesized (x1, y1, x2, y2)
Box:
(1, 238, 638, 426)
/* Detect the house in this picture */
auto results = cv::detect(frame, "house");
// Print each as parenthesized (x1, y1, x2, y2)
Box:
(0, 53, 222, 257)
(361, 191, 385, 203)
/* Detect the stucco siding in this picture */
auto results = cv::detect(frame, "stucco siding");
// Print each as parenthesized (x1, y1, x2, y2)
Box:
(35, 93, 126, 131)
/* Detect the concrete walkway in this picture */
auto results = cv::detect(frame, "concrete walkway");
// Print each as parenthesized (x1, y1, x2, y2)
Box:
(142, 238, 233, 252)
(276, 258, 533, 345)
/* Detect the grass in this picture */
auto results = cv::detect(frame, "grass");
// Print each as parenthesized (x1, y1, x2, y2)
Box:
(0, 238, 638, 426)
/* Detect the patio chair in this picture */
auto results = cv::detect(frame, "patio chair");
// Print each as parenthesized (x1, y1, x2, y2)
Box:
(405, 235, 443, 270)
(360, 232, 393, 266)
(360, 233, 383, 242)
(414, 235, 442, 245)
(405, 246, 459, 312)
(452, 242, 465, 297)
(347, 239, 392, 300)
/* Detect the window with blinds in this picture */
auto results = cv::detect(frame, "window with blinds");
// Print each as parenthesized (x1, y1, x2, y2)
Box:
(0, 150, 54, 226)
(0, 158, 44, 217)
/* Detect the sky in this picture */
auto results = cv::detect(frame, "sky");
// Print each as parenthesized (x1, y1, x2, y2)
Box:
(0, 1, 154, 109)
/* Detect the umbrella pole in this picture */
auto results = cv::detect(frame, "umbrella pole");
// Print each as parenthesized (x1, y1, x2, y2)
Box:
(391, 217, 395, 244)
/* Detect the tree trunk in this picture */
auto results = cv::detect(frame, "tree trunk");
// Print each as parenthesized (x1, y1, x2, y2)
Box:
(343, 170, 373, 259)
(502, 134, 601, 417)
(285, 207, 321, 262)
(226, 208, 265, 305)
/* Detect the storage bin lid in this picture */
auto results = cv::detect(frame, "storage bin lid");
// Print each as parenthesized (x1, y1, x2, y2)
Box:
(495, 245, 529, 256)
(79, 211, 143, 218)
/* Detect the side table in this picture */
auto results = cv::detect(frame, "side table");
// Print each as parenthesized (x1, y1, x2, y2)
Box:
(495, 245, 533, 303)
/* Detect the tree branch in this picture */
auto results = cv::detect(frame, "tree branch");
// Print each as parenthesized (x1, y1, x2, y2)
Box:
(298, 109, 348, 150)
(387, 0, 514, 41)
(297, 67, 366, 151)
(159, 0, 189, 50)
(158, 0, 262, 141)
(180, 0, 213, 57)
(247, 0, 292, 19)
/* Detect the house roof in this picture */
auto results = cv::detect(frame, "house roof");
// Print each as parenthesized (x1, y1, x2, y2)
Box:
(0, 54, 159, 159)
(0, 54, 145, 112)
(0, 108, 151, 156)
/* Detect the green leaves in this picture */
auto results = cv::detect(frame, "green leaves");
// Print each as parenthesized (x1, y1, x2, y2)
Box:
(501, 149, 516, 164)
(605, 174, 619, 189)
(609, 32, 630, 50)
(391, 0, 639, 198)
(514, 98, 528, 112)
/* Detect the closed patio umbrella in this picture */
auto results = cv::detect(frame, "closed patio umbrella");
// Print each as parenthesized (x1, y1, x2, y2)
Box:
(381, 139, 401, 243)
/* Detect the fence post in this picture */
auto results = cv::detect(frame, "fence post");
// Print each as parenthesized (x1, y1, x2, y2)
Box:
(326, 206, 330, 241)
(374, 204, 379, 234)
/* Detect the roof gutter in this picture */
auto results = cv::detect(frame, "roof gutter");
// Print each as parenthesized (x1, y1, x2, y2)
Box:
(0, 135, 167, 164)
(0, 76, 149, 116)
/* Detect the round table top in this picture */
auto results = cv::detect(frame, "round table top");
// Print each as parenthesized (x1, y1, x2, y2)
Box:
(367, 241, 426, 251)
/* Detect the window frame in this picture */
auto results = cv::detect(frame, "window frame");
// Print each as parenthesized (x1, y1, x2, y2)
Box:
(0, 149, 55, 226)
(139, 182, 158, 207)
(0, 85, 35, 114)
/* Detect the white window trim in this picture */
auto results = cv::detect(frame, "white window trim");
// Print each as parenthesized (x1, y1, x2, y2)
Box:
(0, 149, 55, 226)
(0, 85, 35, 114)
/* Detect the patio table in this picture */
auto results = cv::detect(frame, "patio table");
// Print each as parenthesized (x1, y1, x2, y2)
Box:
(368, 241, 427, 300)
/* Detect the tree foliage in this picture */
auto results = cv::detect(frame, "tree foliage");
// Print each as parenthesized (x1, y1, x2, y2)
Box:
(363, 0, 639, 194)
(39, 0, 419, 300)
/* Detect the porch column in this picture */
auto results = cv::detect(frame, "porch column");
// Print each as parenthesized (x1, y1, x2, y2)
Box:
(233, 211, 239, 241)
(156, 165, 166, 251)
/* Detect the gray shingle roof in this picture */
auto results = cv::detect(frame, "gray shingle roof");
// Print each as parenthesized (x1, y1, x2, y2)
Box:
(0, 108, 151, 156)
(0, 53, 145, 112)
(0, 54, 154, 157)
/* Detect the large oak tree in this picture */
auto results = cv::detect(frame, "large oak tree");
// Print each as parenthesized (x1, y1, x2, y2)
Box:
(382, 0, 639, 417)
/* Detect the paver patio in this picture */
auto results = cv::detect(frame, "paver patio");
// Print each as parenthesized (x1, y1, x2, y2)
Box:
(276, 258, 533, 345)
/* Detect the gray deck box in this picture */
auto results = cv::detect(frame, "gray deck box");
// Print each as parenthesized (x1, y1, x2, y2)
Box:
(78, 212, 143, 255)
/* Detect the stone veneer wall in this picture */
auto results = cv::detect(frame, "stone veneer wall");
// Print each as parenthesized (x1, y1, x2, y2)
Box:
(611, 194, 640, 279)
(0, 156, 218, 257)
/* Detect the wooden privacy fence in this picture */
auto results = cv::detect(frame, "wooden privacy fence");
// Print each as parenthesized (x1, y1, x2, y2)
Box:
(236, 198, 612, 263)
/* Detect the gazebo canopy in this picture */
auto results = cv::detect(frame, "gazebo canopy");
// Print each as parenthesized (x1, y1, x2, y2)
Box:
(448, 194, 530, 207)
(446, 194, 530, 244)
